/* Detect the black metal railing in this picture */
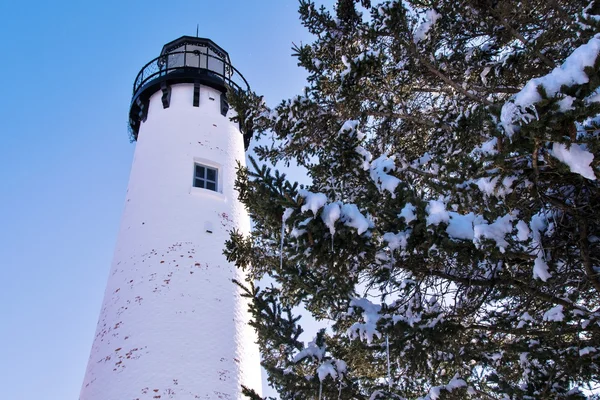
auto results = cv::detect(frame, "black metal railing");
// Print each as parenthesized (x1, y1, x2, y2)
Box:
(132, 50, 250, 97)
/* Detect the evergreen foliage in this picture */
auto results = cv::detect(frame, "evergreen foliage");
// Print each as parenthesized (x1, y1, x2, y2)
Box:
(226, 1, 600, 398)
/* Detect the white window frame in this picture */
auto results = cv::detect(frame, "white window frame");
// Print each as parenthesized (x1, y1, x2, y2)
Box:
(190, 157, 224, 199)
(193, 163, 218, 192)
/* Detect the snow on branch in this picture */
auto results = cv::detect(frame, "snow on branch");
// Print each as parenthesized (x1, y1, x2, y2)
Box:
(297, 191, 371, 236)
(299, 190, 328, 216)
(413, 9, 441, 44)
(383, 230, 411, 251)
(347, 298, 382, 344)
(550, 142, 597, 180)
(398, 203, 417, 224)
(316, 359, 347, 382)
(291, 336, 348, 382)
(501, 36, 600, 138)
(292, 338, 326, 363)
(321, 203, 341, 235)
(339, 119, 360, 136)
(419, 375, 467, 400)
(369, 154, 402, 197)
(543, 305, 565, 322)
(473, 213, 516, 253)
(340, 203, 371, 235)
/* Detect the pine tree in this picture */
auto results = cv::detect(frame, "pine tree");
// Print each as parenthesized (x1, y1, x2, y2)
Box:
(226, 1, 600, 398)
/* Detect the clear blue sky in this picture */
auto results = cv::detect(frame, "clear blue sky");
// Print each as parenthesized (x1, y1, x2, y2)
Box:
(0, 1, 332, 398)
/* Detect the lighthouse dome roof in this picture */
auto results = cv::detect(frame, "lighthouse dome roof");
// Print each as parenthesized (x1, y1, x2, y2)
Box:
(160, 36, 230, 63)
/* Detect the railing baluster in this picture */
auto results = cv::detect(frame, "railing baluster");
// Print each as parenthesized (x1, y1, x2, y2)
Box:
(132, 50, 248, 98)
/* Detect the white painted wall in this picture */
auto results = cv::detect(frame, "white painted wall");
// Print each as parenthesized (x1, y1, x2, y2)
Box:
(80, 83, 261, 400)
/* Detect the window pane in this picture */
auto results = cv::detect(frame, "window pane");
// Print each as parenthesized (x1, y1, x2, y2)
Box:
(195, 165, 205, 179)
(206, 168, 216, 181)
(193, 164, 218, 191)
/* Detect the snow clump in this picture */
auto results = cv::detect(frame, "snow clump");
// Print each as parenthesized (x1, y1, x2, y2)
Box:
(293, 339, 325, 363)
(471, 137, 499, 156)
(316, 359, 347, 382)
(533, 256, 552, 282)
(550, 142, 596, 180)
(340, 204, 370, 235)
(426, 375, 467, 400)
(516, 220, 531, 241)
(369, 154, 402, 197)
(317, 360, 337, 381)
(517, 312, 534, 329)
(321, 203, 341, 235)
(530, 212, 552, 281)
(299, 190, 328, 216)
(339, 119, 360, 136)
(413, 9, 441, 43)
(580, 347, 597, 356)
(383, 230, 412, 251)
(398, 203, 417, 224)
(446, 212, 482, 240)
(476, 176, 517, 197)
(501, 36, 600, 137)
(473, 214, 515, 252)
(426, 199, 450, 226)
(347, 298, 382, 344)
(543, 305, 565, 322)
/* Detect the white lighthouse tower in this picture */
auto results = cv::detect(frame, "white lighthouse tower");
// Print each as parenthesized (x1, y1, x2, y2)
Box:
(80, 36, 261, 400)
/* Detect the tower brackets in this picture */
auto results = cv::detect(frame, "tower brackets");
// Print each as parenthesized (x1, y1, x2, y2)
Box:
(220, 93, 229, 117)
(193, 81, 200, 107)
(161, 82, 171, 109)
(135, 97, 148, 122)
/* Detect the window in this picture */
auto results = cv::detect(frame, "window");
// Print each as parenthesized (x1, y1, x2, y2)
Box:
(194, 164, 218, 191)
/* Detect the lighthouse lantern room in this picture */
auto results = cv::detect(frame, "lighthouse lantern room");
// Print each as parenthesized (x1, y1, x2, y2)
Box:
(80, 36, 260, 400)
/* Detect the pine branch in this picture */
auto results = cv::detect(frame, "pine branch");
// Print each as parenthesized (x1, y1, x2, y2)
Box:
(423, 268, 592, 315)
(493, 13, 557, 69)
(578, 218, 600, 296)
(366, 110, 453, 132)
(418, 56, 494, 106)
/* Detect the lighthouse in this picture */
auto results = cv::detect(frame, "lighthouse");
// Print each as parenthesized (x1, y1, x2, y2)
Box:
(80, 36, 261, 400)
